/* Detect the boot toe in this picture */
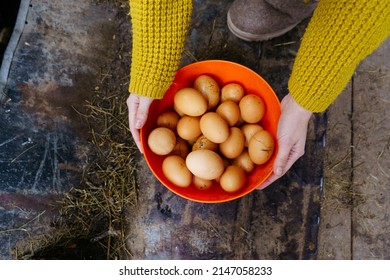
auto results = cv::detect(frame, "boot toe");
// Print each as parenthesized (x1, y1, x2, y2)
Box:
(227, 0, 317, 42)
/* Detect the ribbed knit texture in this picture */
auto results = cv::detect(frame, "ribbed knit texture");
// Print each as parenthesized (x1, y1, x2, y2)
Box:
(129, 0, 193, 99)
(289, 0, 390, 112)
(129, 0, 389, 111)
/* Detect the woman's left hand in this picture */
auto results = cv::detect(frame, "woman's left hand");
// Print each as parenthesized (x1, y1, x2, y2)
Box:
(257, 93, 313, 190)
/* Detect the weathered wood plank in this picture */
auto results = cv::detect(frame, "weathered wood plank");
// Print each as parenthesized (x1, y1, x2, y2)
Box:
(351, 38, 390, 259)
(317, 84, 353, 260)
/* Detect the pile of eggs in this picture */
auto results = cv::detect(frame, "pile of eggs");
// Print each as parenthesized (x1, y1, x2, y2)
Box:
(147, 74, 275, 193)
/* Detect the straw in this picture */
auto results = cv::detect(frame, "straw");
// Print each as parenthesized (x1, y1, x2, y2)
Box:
(14, 0, 137, 259)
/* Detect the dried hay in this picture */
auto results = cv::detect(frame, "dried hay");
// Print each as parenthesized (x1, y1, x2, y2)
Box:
(14, 0, 137, 260)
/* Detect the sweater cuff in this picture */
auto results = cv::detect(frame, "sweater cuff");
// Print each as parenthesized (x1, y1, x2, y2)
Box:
(288, 0, 390, 113)
(288, 76, 339, 113)
(129, 76, 171, 100)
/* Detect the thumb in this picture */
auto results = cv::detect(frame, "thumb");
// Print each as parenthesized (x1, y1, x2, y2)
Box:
(135, 98, 153, 129)
(273, 138, 290, 176)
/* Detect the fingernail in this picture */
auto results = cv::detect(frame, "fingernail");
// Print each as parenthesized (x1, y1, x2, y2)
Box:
(275, 167, 283, 176)
(135, 120, 142, 129)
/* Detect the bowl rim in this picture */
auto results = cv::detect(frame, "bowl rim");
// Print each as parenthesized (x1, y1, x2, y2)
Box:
(140, 59, 281, 203)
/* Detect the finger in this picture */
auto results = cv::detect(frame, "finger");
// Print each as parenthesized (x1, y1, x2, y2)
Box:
(273, 138, 291, 176)
(257, 174, 278, 190)
(282, 149, 303, 176)
(258, 146, 305, 191)
(127, 95, 139, 129)
(127, 96, 143, 152)
(135, 98, 152, 129)
(132, 127, 143, 153)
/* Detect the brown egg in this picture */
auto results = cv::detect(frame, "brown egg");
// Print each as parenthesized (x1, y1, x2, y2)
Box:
(216, 100, 240, 127)
(239, 94, 266, 123)
(241, 123, 263, 147)
(193, 75, 220, 109)
(221, 83, 245, 103)
(192, 135, 218, 152)
(232, 149, 255, 173)
(200, 112, 230, 144)
(193, 176, 213, 190)
(220, 165, 247, 193)
(219, 127, 245, 159)
(174, 87, 208, 117)
(148, 127, 176, 155)
(214, 156, 231, 184)
(176, 116, 202, 141)
(162, 155, 192, 187)
(248, 130, 275, 164)
(186, 150, 225, 180)
(157, 110, 180, 131)
(170, 137, 190, 158)
(173, 102, 185, 117)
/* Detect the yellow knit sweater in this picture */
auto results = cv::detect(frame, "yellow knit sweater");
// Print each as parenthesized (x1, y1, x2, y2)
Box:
(129, 0, 193, 99)
(289, 0, 390, 112)
(129, 0, 390, 112)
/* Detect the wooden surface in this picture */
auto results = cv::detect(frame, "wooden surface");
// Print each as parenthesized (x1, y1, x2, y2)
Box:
(318, 38, 390, 259)
(352, 40, 390, 259)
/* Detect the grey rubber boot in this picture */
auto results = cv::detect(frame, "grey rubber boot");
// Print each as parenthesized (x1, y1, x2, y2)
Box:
(227, 0, 318, 42)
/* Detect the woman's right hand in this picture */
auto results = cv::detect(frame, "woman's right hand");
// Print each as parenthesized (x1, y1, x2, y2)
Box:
(127, 93, 154, 153)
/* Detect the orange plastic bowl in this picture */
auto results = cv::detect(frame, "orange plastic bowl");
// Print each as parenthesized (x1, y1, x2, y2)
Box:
(140, 60, 281, 203)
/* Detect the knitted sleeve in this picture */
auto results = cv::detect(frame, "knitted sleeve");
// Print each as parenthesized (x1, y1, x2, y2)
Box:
(128, 0, 193, 99)
(288, 0, 390, 112)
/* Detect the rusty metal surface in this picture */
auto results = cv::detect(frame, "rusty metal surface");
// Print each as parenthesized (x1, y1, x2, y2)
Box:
(1, 0, 118, 190)
(0, 0, 119, 259)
